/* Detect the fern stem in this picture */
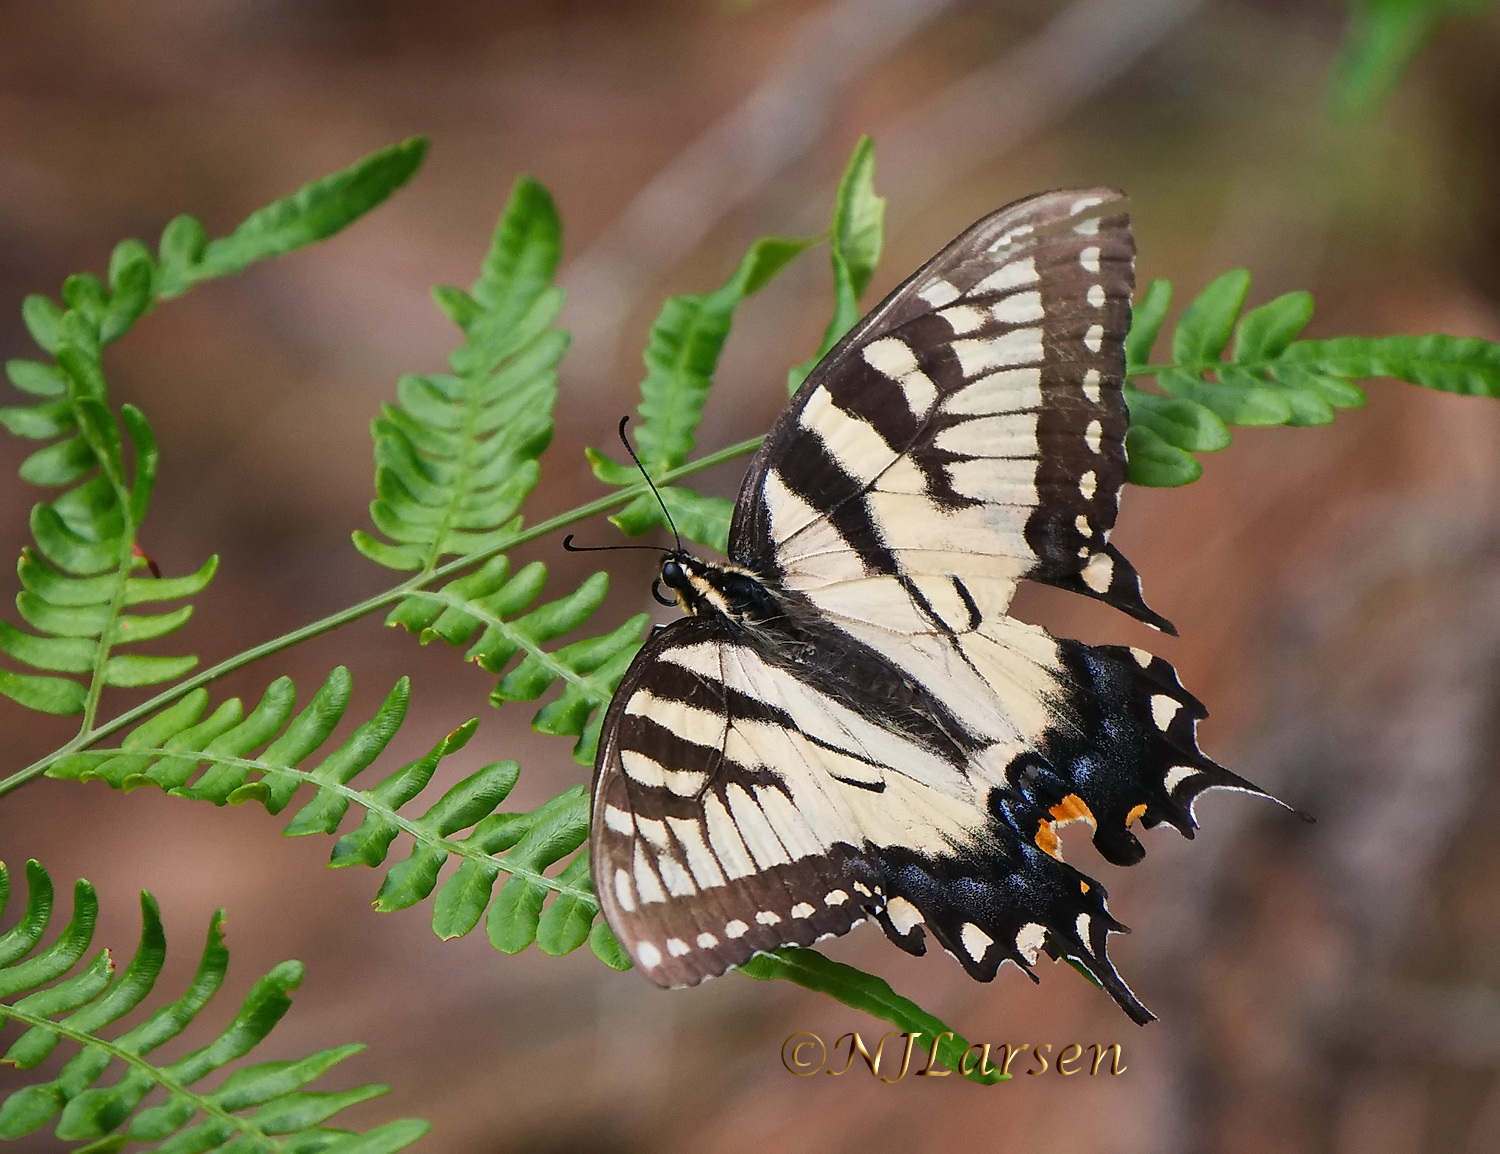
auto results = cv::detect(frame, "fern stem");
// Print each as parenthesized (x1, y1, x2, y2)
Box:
(0, 998, 297, 1153)
(418, 371, 489, 577)
(410, 588, 605, 699)
(0, 435, 764, 797)
(70, 752, 597, 903)
(78, 547, 137, 736)
(1125, 361, 1247, 378)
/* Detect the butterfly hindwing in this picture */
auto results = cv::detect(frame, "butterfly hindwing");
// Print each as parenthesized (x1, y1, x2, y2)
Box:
(592, 618, 880, 986)
(591, 609, 1185, 1023)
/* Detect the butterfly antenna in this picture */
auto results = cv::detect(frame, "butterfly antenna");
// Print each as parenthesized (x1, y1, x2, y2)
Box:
(561, 535, 664, 555)
(617, 415, 685, 553)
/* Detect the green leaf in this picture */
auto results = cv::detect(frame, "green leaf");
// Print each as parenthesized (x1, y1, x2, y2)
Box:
(1212, 367, 1294, 425)
(357, 179, 567, 572)
(101, 243, 156, 344)
(1273, 362, 1367, 408)
(28, 502, 120, 576)
(0, 621, 96, 673)
(371, 847, 446, 912)
(329, 725, 479, 867)
(1233, 290, 1314, 363)
(185, 138, 428, 287)
(588, 921, 632, 971)
(121, 405, 160, 523)
(478, 570, 610, 675)
(71, 398, 127, 493)
(1281, 333, 1500, 397)
(500, 787, 589, 873)
(1126, 278, 1172, 369)
(457, 176, 562, 367)
(157, 215, 209, 284)
(609, 486, 734, 552)
(0, 864, 425, 1148)
(486, 876, 547, 954)
(0, 669, 86, 714)
(534, 855, 594, 956)
(829, 135, 885, 304)
(417, 759, 520, 835)
(1230, 288, 1314, 360)
(0, 399, 74, 440)
(125, 554, 219, 605)
(1124, 423, 1202, 487)
(19, 436, 95, 487)
(630, 232, 815, 474)
(1171, 269, 1250, 365)
(1279, 385, 1337, 426)
(61, 274, 108, 326)
(6, 358, 68, 398)
(351, 531, 425, 571)
(21, 295, 65, 354)
(57, 665, 605, 958)
(211, 1046, 366, 1111)
(281, 680, 409, 835)
(103, 654, 199, 688)
(432, 860, 500, 941)
(0, 879, 98, 998)
(1158, 366, 1290, 427)
(788, 135, 887, 394)
(424, 563, 632, 744)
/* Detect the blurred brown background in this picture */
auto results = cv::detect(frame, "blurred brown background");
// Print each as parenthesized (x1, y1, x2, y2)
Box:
(4, 1, 1500, 1151)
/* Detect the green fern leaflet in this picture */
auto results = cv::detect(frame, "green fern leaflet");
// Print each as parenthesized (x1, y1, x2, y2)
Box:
(1124, 270, 1500, 486)
(45, 668, 615, 967)
(0, 860, 428, 1152)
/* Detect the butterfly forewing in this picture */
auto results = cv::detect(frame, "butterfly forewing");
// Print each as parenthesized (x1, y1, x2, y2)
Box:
(732, 188, 1167, 630)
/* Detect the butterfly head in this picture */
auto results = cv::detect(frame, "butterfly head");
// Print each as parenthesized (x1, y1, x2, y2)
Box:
(656, 553, 778, 626)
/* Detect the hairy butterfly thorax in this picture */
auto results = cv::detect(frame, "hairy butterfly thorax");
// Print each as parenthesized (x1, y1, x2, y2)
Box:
(589, 188, 1288, 1025)
(657, 555, 783, 629)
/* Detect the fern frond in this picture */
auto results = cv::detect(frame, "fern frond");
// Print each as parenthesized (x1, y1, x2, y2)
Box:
(353, 176, 567, 573)
(1123, 270, 1500, 485)
(385, 558, 649, 766)
(785, 134, 886, 396)
(585, 232, 815, 552)
(43, 669, 616, 966)
(0, 349, 204, 718)
(0, 138, 428, 722)
(580, 137, 880, 551)
(0, 860, 428, 1151)
(584, 139, 882, 551)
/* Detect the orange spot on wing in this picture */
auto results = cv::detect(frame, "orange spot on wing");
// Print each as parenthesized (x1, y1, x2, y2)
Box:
(1049, 793, 1095, 826)
(1034, 819, 1061, 859)
(1126, 803, 1148, 827)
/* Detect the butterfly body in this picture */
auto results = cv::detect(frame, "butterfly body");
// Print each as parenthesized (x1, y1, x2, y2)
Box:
(590, 189, 1277, 1024)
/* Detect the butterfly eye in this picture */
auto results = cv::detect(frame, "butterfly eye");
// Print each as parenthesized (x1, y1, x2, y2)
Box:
(661, 560, 687, 588)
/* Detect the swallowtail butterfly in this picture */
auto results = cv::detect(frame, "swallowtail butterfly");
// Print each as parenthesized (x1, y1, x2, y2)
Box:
(589, 189, 1278, 1024)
